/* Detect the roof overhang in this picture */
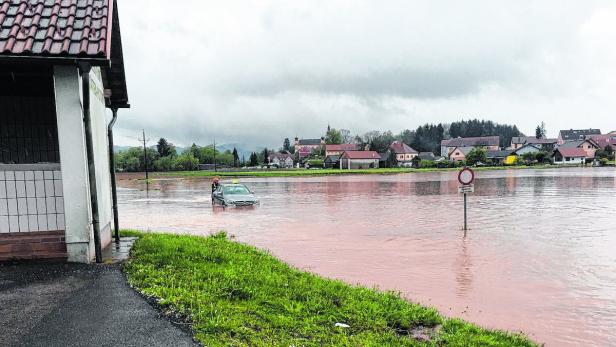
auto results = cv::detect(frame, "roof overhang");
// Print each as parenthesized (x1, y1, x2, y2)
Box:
(0, 0, 129, 109)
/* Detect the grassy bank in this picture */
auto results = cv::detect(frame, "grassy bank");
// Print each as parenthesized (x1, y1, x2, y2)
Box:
(153, 165, 562, 178)
(124, 232, 536, 346)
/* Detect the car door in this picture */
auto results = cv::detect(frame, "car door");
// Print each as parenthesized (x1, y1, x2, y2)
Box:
(212, 187, 224, 204)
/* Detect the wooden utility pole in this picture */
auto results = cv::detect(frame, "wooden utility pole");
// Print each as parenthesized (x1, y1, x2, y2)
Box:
(139, 129, 150, 180)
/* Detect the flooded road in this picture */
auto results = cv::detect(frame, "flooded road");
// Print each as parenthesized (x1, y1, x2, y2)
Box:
(117, 168, 616, 346)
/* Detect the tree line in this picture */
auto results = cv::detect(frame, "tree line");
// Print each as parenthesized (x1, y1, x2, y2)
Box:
(115, 119, 526, 172)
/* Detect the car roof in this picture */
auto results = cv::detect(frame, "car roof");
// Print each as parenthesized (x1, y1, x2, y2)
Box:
(220, 183, 247, 187)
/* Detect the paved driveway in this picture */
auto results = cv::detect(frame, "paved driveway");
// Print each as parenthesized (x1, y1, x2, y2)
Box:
(0, 263, 199, 347)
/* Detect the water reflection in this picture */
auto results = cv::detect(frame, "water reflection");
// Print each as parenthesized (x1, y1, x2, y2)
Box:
(455, 237, 473, 299)
(117, 168, 616, 347)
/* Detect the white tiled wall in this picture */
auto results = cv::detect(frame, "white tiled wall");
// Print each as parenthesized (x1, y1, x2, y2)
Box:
(0, 170, 65, 233)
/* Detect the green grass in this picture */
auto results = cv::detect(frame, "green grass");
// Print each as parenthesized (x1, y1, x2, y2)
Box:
(153, 165, 559, 178)
(123, 232, 537, 347)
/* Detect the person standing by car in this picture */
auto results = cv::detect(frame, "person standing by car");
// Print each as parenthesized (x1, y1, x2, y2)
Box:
(212, 176, 221, 192)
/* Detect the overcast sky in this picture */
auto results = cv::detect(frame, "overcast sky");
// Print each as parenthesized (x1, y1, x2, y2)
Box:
(112, 0, 616, 149)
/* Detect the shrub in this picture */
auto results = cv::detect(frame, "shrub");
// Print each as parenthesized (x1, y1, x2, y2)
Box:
(307, 159, 324, 168)
(420, 160, 437, 168)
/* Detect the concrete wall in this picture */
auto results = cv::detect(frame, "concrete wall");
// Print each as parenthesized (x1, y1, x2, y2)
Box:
(54, 66, 113, 263)
(341, 159, 379, 169)
(0, 164, 64, 233)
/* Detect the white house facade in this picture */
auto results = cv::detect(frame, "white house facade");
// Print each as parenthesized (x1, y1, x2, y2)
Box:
(1, 0, 129, 263)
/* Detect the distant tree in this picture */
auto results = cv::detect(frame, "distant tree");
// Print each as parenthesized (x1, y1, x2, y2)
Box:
(156, 138, 173, 157)
(397, 129, 415, 146)
(448, 119, 523, 148)
(189, 143, 200, 159)
(249, 152, 259, 166)
(535, 151, 548, 164)
(410, 124, 444, 154)
(175, 152, 199, 171)
(465, 148, 487, 166)
(283, 138, 291, 152)
(535, 122, 547, 139)
(325, 128, 342, 145)
(261, 147, 270, 164)
(365, 131, 395, 153)
(339, 129, 353, 144)
(232, 147, 239, 167)
(384, 149, 398, 168)
(521, 152, 536, 164)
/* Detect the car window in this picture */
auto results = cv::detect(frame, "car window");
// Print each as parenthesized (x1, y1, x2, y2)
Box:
(222, 185, 251, 195)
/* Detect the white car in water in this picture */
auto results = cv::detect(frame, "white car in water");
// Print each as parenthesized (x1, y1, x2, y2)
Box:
(212, 183, 260, 207)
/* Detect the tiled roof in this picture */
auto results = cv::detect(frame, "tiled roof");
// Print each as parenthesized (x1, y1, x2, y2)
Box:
(559, 129, 601, 141)
(326, 144, 359, 152)
(324, 155, 340, 162)
(487, 150, 513, 158)
(449, 146, 474, 156)
(555, 148, 587, 157)
(590, 136, 616, 150)
(511, 136, 558, 145)
(389, 141, 418, 154)
(0, 0, 112, 59)
(559, 139, 598, 149)
(341, 151, 381, 160)
(442, 136, 500, 147)
(297, 139, 322, 146)
(417, 152, 437, 160)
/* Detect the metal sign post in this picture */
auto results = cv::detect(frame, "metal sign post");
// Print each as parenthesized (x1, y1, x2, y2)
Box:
(458, 167, 475, 236)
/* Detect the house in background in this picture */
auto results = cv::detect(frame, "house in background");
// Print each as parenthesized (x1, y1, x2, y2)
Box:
(448, 147, 474, 162)
(389, 141, 418, 166)
(294, 137, 325, 159)
(340, 151, 381, 169)
(0, 0, 129, 263)
(514, 144, 543, 156)
(441, 136, 500, 157)
(325, 144, 360, 157)
(510, 137, 557, 151)
(589, 133, 616, 152)
(558, 129, 601, 145)
(487, 150, 514, 165)
(552, 148, 587, 165)
(268, 153, 294, 168)
(558, 139, 599, 162)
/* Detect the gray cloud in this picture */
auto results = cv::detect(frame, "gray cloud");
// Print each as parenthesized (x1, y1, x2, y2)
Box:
(112, 0, 616, 149)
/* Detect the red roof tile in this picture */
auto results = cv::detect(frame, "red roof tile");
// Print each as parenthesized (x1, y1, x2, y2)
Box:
(390, 141, 418, 154)
(341, 151, 381, 160)
(0, 0, 112, 59)
(326, 144, 360, 152)
(555, 148, 587, 157)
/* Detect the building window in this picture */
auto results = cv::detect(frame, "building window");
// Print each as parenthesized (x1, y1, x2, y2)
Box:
(1, 67, 59, 164)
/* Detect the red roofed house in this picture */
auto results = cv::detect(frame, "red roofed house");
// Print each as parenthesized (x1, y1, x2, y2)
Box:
(590, 134, 616, 152)
(340, 151, 381, 169)
(551, 148, 586, 165)
(558, 139, 600, 163)
(0, 1, 129, 263)
(325, 144, 360, 157)
(389, 141, 418, 166)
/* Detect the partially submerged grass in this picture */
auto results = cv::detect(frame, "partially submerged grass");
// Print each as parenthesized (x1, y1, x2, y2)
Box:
(124, 232, 537, 346)
(154, 165, 559, 178)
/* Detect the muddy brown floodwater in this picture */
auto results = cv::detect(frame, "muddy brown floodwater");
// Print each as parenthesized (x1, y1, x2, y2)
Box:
(117, 167, 616, 346)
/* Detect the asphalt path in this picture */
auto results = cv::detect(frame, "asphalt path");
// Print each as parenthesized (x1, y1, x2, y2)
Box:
(0, 263, 199, 347)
